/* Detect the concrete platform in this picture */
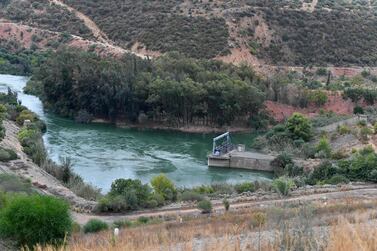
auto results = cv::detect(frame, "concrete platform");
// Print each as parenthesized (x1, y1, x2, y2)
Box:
(208, 150, 275, 172)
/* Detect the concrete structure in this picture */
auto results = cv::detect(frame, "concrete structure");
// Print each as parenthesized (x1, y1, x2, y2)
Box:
(208, 150, 275, 171)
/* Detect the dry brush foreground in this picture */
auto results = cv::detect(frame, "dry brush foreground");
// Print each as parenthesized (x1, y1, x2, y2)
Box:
(31, 198, 377, 251)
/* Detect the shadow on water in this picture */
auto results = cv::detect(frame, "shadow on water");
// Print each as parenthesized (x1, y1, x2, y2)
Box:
(0, 74, 272, 192)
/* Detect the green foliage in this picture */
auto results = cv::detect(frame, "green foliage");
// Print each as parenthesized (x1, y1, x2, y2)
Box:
(308, 90, 328, 107)
(61, 0, 228, 58)
(315, 137, 332, 159)
(3, 0, 92, 40)
(33, 49, 265, 127)
(109, 179, 151, 210)
(0, 147, 17, 162)
(326, 174, 349, 185)
(83, 219, 108, 234)
(16, 110, 36, 126)
(234, 182, 255, 193)
(180, 191, 204, 202)
(150, 174, 177, 201)
(307, 161, 337, 185)
(0, 174, 32, 194)
(344, 88, 377, 105)
(337, 125, 351, 135)
(316, 68, 328, 76)
(197, 199, 212, 214)
(272, 176, 294, 196)
(0, 194, 72, 247)
(223, 198, 230, 211)
(354, 106, 364, 114)
(337, 146, 377, 182)
(286, 113, 312, 142)
(311, 112, 351, 128)
(270, 153, 294, 177)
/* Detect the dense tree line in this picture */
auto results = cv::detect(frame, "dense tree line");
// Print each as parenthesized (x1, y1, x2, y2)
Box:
(31, 49, 265, 127)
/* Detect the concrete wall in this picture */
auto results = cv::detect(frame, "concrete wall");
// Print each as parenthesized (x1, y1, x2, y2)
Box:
(229, 156, 273, 171)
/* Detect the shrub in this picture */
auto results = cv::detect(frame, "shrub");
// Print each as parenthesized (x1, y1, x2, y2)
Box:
(326, 174, 349, 185)
(307, 161, 337, 185)
(0, 174, 31, 193)
(234, 182, 255, 193)
(337, 125, 351, 135)
(95, 195, 128, 213)
(308, 90, 328, 106)
(210, 183, 235, 195)
(270, 153, 294, 177)
(0, 147, 17, 162)
(315, 137, 332, 158)
(137, 216, 149, 224)
(180, 191, 205, 202)
(197, 200, 212, 214)
(316, 68, 328, 76)
(0, 194, 72, 247)
(150, 174, 177, 201)
(354, 106, 364, 114)
(272, 176, 295, 196)
(286, 113, 312, 141)
(359, 127, 373, 143)
(15, 110, 36, 126)
(192, 185, 214, 194)
(83, 219, 108, 233)
(113, 219, 132, 229)
(66, 175, 102, 201)
(110, 179, 151, 210)
(223, 198, 230, 211)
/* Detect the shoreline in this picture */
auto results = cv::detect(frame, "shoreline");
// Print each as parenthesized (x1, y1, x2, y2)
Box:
(90, 118, 253, 134)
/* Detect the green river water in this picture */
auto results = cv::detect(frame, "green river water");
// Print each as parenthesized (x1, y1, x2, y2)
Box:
(0, 74, 271, 192)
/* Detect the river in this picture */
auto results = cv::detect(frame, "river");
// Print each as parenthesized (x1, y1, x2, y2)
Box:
(0, 74, 272, 192)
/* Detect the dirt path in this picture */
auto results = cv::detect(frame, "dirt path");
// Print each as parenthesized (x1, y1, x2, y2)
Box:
(49, 0, 109, 44)
(72, 184, 377, 225)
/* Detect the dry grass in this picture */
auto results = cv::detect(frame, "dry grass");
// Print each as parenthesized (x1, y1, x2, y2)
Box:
(30, 199, 377, 251)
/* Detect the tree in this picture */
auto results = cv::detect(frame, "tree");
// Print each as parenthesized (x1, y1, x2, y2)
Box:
(286, 113, 312, 142)
(150, 174, 177, 201)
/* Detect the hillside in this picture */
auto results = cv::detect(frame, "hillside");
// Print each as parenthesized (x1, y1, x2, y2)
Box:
(1, 0, 377, 67)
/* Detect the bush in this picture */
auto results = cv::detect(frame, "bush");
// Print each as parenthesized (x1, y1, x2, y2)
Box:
(270, 153, 294, 177)
(180, 191, 205, 202)
(286, 113, 312, 141)
(316, 68, 328, 76)
(0, 194, 72, 247)
(234, 182, 255, 193)
(110, 178, 151, 210)
(150, 174, 177, 201)
(197, 199, 212, 214)
(326, 174, 349, 185)
(272, 176, 295, 196)
(0, 147, 17, 162)
(337, 125, 351, 135)
(192, 185, 214, 194)
(223, 198, 230, 211)
(307, 161, 337, 185)
(0, 174, 31, 193)
(15, 110, 36, 126)
(315, 137, 332, 158)
(95, 195, 128, 213)
(354, 106, 364, 114)
(137, 216, 149, 224)
(83, 219, 108, 233)
(308, 90, 328, 106)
